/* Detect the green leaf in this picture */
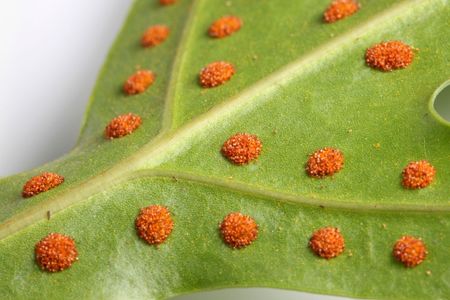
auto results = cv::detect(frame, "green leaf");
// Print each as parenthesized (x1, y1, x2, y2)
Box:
(1, 0, 449, 299)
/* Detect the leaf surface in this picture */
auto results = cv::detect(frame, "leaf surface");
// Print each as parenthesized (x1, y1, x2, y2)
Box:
(1, 0, 449, 299)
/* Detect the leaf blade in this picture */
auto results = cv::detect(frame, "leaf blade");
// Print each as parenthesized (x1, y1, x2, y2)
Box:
(0, 0, 449, 299)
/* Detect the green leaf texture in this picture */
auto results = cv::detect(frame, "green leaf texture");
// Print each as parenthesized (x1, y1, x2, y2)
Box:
(1, 0, 449, 299)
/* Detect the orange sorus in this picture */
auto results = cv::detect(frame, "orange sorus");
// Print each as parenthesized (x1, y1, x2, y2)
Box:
(141, 25, 170, 48)
(208, 16, 242, 38)
(104, 113, 142, 139)
(135, 205, 174, 245)
(199, 61, 235, 88)
(309, 227, 345, 259)
(220, 212, 258, 249)
(306, 147, 344, 178)
(123, 70, 155, 95)
(35, 233, 78, 272)
(323, 0, 360, 23)
(393, 235, 427, 267)
(221, 133, 262, 165)
(22, 172, 64, 198)
(365, 41, 415, 71)
(159, 0, 176, 5)
(402, 160, 436, 189)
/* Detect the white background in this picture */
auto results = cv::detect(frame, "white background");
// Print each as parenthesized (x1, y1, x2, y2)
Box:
(6, 1, 448, 299)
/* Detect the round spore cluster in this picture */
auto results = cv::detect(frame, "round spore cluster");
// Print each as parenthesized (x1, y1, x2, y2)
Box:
(159, 0, 176, 6)
(208, 16, 242, 38)
(123, 70, 155, 95)
(306, 147, 344, 178)
(393, 235, 427, 267)
(221, 133, 262, 165)
(22, 172, 64, 198)
(402, 160, 436, 189)
(199, 61, 235, 88)
(105, 113, 142, 139)
(365, 41, 415, 71)
(309, 227, 345, 259)
(141, 25, 170, 48)
(220, 212, 258, 249)
(135, 205, 174, 245)
(35, 233, 78, 272)
(323, 0, 360, 23)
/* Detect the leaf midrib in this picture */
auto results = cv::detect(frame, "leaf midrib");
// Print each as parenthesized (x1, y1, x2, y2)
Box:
(106, 169, 450, 213)
(1, 0, 444, 241)
(160, 0, 200, 132)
